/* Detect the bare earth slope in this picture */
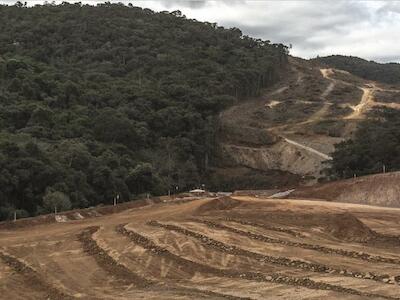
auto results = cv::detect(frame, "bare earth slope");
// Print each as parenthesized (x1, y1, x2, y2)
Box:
(1, 195, 400, 299)
(219, 57, 400, 181)
(292, 171, 400, 208)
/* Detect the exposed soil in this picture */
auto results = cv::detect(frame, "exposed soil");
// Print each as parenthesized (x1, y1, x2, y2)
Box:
(1, 195, 400, 299)
(194, 219, 400, 268)
(195, 197, 242, 214)
(0, 250, 74, 300)
(292, 171, 400, 208)
(218, 57, 400, 181)
(322, 212, 374, 241)
(149, 220, 397, 287)
(77, 226, 153, 288)
(119, 223, 394, 299)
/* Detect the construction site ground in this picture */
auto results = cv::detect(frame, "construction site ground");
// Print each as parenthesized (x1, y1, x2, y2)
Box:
(1, 194, 400, 300)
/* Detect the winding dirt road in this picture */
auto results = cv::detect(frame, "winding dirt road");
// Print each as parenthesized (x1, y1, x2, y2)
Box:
(345, 85, 375, 119)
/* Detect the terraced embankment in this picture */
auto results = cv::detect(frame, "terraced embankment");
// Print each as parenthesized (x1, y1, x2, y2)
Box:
(0, 195, 400, 299)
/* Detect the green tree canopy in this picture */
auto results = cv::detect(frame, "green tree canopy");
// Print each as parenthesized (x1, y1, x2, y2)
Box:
(0, 3, 288, 220)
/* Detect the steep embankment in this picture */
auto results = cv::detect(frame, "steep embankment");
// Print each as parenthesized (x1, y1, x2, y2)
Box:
(292, 171, 400, 208)
(219, 57, 400, 182)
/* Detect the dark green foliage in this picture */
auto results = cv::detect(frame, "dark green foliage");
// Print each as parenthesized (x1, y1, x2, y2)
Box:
(328, 108, 400, 178)
(315, 55, 400, 84)
(42, 190, 71, 213)
(312, 119, 345, 137)
(0, 3, 287, 220)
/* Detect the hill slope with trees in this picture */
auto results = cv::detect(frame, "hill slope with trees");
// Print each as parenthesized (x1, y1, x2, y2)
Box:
(0, 3, 288, 220)
(328, 108, 400, 179)
(315, 55, 400, 84)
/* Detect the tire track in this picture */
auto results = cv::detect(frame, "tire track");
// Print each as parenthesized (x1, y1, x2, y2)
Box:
(222, 218, 305, 237)
(209, 218, 400, 271)
(0, 249, 75, 300)
(148, 221, 400, 295)
(77, 226, 153, 288)
(118, 223, 394, 299)
(116, 224, 253, 300)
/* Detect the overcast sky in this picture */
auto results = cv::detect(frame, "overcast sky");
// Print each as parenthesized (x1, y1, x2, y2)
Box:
(2, 0, 400, 63)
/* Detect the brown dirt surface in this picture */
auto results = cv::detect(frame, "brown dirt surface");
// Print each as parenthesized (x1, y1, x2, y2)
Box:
(195, 197, 242, 214)
(1, 194, 400, 299)
(292, 171, 400, 208)
(322, 212, 375, 241)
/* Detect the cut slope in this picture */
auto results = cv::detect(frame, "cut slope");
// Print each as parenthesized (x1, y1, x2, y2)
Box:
(292, 171, 400, 207)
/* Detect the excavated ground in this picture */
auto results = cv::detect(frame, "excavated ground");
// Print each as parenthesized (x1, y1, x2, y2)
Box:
(1, 195, 400, 299)
(218, 57, 400, 181)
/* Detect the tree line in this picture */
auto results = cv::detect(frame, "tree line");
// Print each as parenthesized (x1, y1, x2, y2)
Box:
(315, 55, 400, 84)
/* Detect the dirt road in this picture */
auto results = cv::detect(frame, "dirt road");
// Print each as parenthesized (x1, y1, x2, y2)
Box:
(345, 86, 375, 119)
(282, 136, 333, 160)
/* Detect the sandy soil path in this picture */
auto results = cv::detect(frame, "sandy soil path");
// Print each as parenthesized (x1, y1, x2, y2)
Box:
(282, 136, 333, 160)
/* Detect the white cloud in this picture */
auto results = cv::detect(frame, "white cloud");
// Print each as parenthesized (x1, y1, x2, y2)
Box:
(134, 0, 400, 63)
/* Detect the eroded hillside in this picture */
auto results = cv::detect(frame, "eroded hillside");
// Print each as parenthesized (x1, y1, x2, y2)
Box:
(218, 57, 400, 181)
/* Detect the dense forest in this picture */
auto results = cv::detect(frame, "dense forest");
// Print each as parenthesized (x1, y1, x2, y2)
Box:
(315, 55, 400, 84)
(0, 3, 288, 220)
(328, 108, 400, 179)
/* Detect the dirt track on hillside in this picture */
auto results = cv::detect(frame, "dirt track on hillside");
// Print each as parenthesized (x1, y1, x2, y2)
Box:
(1, 195, 400, 299)
(218, 58, 400, 180)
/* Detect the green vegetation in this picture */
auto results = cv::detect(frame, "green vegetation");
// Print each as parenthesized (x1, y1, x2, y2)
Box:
(315, 55, 400, 84)
(42, 190, 71, 213)
(0, 3, 288, 220)
(328, 108, 400, 178)
(312, 119, 345, 137)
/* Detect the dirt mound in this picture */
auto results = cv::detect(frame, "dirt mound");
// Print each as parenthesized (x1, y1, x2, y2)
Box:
(225, 208, 375, 242)
(322, 213, 376, 242)
(195, 197, 241, 214)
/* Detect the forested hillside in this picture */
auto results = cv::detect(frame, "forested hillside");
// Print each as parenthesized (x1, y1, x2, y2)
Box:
(315, 55, 400, 84)
(0, 3, 288, 220)
(328, 108, 400, 179)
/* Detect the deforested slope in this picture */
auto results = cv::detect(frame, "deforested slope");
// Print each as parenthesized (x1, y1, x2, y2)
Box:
(217, 56, 400, 183)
